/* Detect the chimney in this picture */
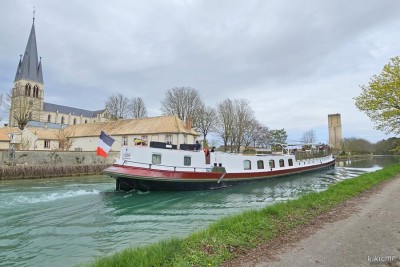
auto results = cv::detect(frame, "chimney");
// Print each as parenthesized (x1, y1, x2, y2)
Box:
(185, 118, 192, 130)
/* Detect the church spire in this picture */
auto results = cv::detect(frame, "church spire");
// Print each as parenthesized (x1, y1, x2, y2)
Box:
(14, 17, 43, 84)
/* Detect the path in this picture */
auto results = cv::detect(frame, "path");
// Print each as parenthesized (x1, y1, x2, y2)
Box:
(225, 177, 400, 267)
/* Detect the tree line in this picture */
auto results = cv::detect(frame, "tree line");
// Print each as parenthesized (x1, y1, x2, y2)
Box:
(105, 86, 289, 152)
(106, 83, 400, 155)
(341, 137, 400, 155)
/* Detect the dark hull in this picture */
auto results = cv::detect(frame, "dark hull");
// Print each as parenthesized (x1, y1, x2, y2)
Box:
(115, 177, 237, 191)
(104, 158, 336, 191)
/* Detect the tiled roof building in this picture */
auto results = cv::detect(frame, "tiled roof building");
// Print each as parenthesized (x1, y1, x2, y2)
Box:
(65, 115, 199, 152)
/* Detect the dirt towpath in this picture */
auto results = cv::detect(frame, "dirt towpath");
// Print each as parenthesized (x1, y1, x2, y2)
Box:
(224, 176, 400, 267)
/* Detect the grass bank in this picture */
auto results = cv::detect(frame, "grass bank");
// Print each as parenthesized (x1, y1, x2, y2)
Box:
(84, 163, 400, 267)
(0, 164, 111, 180)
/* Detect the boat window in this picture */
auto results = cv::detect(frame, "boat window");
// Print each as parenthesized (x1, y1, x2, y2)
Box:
(257, 160, 264, 169)
(152, 153, 162, 165)
(279, 159, 285, 167)
(244, 160, 251, 170)
(288, 159, 293, 166)
(184, 156, 191, 166)
(269, 160, 275, 169)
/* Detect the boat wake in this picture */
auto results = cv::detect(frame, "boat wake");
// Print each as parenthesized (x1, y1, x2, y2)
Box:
(9, 189, 100, 205)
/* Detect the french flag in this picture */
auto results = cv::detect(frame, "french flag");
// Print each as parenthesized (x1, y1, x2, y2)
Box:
(97, 131, 115, 158)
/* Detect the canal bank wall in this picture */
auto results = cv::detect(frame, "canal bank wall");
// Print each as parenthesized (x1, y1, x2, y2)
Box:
(0, 150, 119, 166)
(0, 150, 119, 180)
(0, 163, 112, 180)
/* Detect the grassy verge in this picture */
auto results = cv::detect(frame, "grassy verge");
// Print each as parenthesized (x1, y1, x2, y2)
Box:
(84, 163, 400, 267)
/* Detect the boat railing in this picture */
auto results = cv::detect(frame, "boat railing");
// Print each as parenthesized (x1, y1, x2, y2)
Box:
(121, 160, 212, 173)
(294, 150, 331, 160)
(295, 154, 333, 165)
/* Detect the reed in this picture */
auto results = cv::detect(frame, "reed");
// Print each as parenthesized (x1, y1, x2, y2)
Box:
(0, 164, 111, 180)
(83, 163, 400, 267)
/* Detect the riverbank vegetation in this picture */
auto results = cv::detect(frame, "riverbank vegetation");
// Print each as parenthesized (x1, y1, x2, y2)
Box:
(0, 163, 110, 180)
(83, 163, 400, 267)
(340, 137, 400, 156)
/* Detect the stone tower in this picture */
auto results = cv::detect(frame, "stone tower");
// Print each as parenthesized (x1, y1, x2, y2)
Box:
(9, 18, 44, 129)
(328, 113, 342, 150)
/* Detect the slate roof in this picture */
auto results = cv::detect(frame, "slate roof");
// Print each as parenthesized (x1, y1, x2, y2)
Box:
(14, 20, 43, 83)
(65, 116, 200, 137)
(43, 102, 105, 118)
(27, 121, 67, 129)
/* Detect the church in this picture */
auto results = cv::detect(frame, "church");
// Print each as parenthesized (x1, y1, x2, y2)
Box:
(9, 18, 110, 129)
(2, 18, 199, 153)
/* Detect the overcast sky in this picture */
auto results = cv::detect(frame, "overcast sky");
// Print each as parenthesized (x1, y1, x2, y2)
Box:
(1, 0, 399, 143)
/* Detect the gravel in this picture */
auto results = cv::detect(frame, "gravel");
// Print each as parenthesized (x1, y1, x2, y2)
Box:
(223, 176, 400, 267)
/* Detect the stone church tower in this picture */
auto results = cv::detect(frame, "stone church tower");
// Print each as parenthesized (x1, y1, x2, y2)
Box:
(328, 113, 342, 150)
(9, 18, 109, 129)
(9, 18, 44, 128)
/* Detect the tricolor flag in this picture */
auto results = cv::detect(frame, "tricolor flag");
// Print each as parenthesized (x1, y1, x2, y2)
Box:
(97, 131, 115, 158)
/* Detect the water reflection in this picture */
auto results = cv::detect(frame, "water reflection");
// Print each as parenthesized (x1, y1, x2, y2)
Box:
(337, 155, 400, 169)
(100, 166, 340, 241)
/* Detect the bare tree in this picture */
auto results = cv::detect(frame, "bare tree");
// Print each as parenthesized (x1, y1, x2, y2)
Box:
(301, 129, 317, 144)
(8, 87, 41, 130)
(256, 126, 272, 148)
(17, 135, 32, 150)
(130, 97, 147, 118)
(160, 86, 204, 126)
(243, 119, 266, 149)
(55, 128, 76, 151)
(105, 93, 130, 119)
(216, 98, 234, 152)
(196, 105, 216, 146)
(231, 99, 255, 153)
(342, 137, 373, 154)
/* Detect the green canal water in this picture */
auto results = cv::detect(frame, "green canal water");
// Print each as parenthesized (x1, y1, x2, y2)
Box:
(0, 156, 398, 267)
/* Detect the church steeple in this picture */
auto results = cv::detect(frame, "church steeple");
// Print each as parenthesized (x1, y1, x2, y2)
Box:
(9, 16, 45, 129)
(14, 18, 43, 84)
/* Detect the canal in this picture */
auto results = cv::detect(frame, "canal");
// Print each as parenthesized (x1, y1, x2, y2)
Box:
(0, 156, 398, 267)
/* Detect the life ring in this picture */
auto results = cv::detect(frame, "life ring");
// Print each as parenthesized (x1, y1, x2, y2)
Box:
(203, 148, 210, 156)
